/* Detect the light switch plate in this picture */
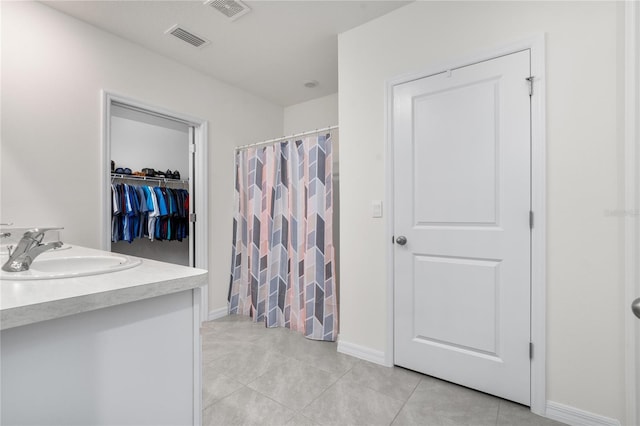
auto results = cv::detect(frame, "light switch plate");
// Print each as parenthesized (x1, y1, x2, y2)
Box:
(372, 200, 383, 218)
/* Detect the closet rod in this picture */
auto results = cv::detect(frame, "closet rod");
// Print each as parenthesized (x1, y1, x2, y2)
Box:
(111, 173, 188, 186)
(235, 125, 338, 151)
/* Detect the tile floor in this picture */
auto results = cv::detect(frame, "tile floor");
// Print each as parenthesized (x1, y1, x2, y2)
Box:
(201, 315, 564, 426)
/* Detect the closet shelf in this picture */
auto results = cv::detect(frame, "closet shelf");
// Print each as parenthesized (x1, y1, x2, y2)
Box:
(111, 173, 188, 185)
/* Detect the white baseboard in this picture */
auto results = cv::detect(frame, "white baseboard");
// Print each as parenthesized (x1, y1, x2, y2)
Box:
(207, 306, 228, 321)
(545, 401, 621, 426)
(337, 338, 388, 366)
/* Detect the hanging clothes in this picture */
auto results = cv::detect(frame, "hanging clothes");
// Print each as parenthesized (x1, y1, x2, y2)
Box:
(111, 182, 190, 243)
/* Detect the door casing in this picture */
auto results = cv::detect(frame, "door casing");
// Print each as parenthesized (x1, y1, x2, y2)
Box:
(385, 35, 546, 415)
(101, 91, 209, 320)
(624, 2, 640, 425)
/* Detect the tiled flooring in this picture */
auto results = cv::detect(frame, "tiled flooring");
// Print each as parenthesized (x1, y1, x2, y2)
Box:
(201, 315, 564, 426)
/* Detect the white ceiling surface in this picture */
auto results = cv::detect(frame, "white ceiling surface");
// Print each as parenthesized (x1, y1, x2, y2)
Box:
(43, 1, 410, 107)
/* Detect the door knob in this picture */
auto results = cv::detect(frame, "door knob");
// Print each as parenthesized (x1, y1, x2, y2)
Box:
(633, 297, 640, 320)
(395, 236, 407, 246)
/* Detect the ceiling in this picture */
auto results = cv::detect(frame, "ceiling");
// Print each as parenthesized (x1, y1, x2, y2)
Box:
(43, 0, 410, 107)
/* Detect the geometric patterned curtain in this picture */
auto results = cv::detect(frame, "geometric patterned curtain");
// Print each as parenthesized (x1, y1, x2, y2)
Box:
(228, 132, 338, 341)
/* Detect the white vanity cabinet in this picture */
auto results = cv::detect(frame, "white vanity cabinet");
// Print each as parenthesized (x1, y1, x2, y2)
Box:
(0, 246, 207, 425)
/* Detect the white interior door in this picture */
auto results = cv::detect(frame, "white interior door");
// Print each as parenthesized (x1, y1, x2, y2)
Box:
(393, 50, 532, 405)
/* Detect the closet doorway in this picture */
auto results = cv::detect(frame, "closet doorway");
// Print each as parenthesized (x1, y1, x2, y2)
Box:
(101, 92, 208, 273)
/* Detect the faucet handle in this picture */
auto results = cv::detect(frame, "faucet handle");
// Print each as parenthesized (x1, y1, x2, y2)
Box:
(23, 227, 64, 241)
(25, 227, 64, 233)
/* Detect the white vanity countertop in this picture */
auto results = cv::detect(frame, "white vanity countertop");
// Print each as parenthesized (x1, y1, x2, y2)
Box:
(0, 245, 208, 330)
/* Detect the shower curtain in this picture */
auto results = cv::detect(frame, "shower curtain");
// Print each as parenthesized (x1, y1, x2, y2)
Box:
(228, 132, 337, 341)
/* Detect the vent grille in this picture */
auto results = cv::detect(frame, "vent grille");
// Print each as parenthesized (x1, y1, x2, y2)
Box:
(204, 0, 251, 21)
(165, 25, 210, 48)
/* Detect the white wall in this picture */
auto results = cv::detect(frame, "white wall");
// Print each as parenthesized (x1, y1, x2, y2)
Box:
(338, 1, 625, 423)
(110, 105, 190, 175)
(283, 93, 338, 135)
(0, 1, 284, 313)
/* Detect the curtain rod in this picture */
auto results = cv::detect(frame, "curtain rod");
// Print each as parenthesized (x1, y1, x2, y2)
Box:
(234, 125, 338, 151)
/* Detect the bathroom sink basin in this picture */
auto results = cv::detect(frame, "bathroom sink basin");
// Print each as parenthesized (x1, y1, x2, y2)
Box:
(0, 255, 142, 280)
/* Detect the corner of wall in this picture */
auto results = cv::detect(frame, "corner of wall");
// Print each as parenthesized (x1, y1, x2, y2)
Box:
(337, 337, 389, 366)
(208, 306, 228, 322)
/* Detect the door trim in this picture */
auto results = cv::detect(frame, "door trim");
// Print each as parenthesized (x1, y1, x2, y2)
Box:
(624, 2, 639, 425)
(384, 34, 546, 415)
(101, 91, 209, 320)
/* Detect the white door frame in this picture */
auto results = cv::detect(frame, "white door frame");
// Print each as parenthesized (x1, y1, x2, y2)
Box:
(101, 91, 209, 318)
(624, 2, 639, 425)
(385, 35, 547, 415)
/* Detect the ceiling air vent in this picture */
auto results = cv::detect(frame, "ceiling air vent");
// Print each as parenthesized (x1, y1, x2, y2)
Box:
(204, 0, 251, 21)
(165, 25, 210, 48)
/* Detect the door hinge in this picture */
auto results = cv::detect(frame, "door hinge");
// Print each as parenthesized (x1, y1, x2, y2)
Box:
(189, 143, 196, 154)
(529, 342, 534, 359)
(189, 213, 197, 223)
(526, 76, 534, 96)
(529, 211, 534, 229)
(392, 235, 395, 244)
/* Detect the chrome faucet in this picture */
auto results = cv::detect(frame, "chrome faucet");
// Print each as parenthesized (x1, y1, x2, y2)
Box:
(1, 222, 13, 239)
(2, 228, 63, 272)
